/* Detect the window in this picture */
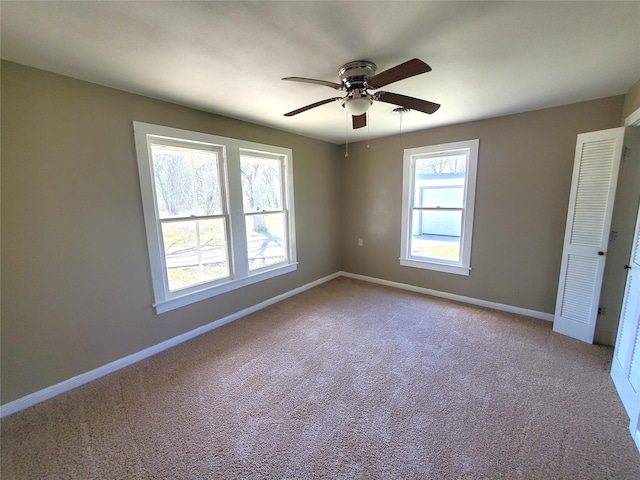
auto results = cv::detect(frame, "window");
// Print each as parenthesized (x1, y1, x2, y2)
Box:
(150, 141, 229, 292)
(400, 139, 479, 275)
(241, 151, 288, 271)
(134, 122, 296, 313)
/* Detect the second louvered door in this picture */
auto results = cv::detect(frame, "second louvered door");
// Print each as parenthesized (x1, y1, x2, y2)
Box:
(553, 127, 625, 343)
(611, 204, 640, 446)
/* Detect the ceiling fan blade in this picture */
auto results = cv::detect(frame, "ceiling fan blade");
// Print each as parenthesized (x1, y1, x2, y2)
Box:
(284, 97, 342, 117)
(282, 77, 343, 90)
(367, 59, 432, 89)
(374, 91, 440, 115)
(352, 113, 367, 129)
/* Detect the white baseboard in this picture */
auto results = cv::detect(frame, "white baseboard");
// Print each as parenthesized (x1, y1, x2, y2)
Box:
(339, 271, 554, 322)
(1, 270, 552, 417)
(0, 272, 341, 418)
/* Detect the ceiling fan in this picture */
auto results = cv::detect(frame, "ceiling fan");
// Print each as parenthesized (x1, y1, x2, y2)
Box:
(282, 58, 440, 129)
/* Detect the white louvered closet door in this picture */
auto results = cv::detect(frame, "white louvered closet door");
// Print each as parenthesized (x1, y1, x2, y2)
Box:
(611, 205, 640, 450)
(611, 206, 640, 448)
(553, 127, 625, 343)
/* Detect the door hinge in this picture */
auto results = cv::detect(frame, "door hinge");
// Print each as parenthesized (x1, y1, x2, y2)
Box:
(598, 307, 606, 315)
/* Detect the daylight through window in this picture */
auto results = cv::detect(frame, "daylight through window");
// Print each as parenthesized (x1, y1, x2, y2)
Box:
(151, 142, 229, 291)
(134, 122, 296, 313)
(400, 139, 479, 275)
(241, 152, 288, 271)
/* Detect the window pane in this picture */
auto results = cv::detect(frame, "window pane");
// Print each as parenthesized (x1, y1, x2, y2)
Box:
(410, 210, 461, 262)
(162, 219, 229, 291)
(151, 145, 222, 218)
(417, 183, 464, 209)
(415, 154, 466, 174)
(152, 146, 193, 218)
(193, 153, 223, 215)
(241, 155, 282, 212)
(246, 212, 287, 270)
(415, 155, 466, 209)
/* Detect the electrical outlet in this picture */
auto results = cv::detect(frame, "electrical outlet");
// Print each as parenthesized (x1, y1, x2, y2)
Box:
(358, 238, 364, 247)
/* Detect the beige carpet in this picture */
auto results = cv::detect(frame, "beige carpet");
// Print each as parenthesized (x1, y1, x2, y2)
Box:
(2, 277, 640, 479)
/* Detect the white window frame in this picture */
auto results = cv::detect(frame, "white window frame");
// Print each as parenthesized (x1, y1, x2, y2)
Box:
(400, 139, 479, 276)
(133, 122, 296, 314)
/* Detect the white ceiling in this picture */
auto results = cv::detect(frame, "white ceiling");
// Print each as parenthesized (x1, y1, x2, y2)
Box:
(1, 1, 639, 144)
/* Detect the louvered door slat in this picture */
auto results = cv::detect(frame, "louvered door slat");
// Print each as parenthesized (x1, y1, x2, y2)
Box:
(554, 127, 625, 343)
(633, 226, 640, 266)
(612, 201, 640, 426)
(560, 255, 599, 323)
(615, 276, 637, 368)
(629, 324, 640, 392)
(569, 139, 616, 247)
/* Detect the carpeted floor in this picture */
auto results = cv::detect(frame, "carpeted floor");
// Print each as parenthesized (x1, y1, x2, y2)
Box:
(2, 277, 640, 479)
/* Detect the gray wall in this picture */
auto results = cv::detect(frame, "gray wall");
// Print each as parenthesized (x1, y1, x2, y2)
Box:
(340, 97, 625, 343)
(1, 61, 342, 404)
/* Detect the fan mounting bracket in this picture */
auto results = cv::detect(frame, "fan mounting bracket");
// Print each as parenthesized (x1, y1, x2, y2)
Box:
(338, 60, 377, 90)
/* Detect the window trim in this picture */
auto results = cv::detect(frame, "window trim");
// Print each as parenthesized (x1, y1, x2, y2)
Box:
(400, 139, 479, 276)
(133, 121, 296, 314)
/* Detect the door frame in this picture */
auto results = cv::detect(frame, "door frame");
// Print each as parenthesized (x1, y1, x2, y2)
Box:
(617, 105, 640, 453)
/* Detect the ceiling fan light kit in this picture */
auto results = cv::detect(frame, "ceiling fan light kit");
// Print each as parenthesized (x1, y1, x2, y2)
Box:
(283, 58, 440, 130)
(343, 92, 372, 117)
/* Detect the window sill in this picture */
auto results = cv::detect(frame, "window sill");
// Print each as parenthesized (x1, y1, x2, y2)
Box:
(153, 262, 298, 314)
(400, 258, 471, 276)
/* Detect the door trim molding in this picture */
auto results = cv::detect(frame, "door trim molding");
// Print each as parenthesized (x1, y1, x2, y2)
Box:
(624, 106, 640, 127)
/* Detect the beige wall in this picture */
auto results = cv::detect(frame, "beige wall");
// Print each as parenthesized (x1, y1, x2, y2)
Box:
(340, 97, 624, 330)
(622, 77, 640, 122)
(1, 59, 632, 406)
(0, 61, 342, 404)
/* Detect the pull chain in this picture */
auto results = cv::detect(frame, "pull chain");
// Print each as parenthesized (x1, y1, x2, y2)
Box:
(367, 110, 371, 148)
(345, 108, 349, 157)
(393, 107, 410, 137)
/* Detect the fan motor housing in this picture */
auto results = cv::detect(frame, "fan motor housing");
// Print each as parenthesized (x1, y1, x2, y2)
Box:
(338, 60, 377, 89)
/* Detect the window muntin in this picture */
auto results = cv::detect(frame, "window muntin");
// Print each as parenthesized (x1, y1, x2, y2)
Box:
(160, 218, 230, 291)
(134, 122, 296, 313)
(400, 139, 478, 275)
